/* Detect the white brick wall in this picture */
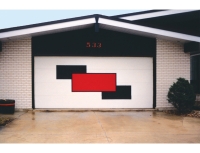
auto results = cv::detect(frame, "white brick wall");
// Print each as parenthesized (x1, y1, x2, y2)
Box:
(156, 39, 190, 109)
(0, 38, 32, 109)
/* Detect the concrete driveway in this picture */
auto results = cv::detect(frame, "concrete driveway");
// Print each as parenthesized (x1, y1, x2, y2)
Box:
(0, 110, 200, 143)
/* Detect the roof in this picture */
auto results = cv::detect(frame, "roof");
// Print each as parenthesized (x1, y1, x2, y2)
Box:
(112, 10, 166, 18)
(0, 10, 199, 43)
(116, 10, 194, 21)
(0, 14, 97, 33)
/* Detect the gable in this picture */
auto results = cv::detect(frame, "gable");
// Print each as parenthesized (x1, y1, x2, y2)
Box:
(32, 27, 156, 57)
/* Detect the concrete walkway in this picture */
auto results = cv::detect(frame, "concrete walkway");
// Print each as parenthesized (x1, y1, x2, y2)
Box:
(0, 111, 200, 143)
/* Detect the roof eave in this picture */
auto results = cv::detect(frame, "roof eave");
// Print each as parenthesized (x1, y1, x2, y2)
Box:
(0, 14, 199, 43)
(118, 10, 196, 21)
(0, 17, 96, 41)
(98, 17, 200, 43)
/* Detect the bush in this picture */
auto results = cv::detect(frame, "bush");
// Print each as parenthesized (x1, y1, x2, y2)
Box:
(167, 78, 196, 113)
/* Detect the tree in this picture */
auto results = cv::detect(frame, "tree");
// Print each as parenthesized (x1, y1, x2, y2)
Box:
(167, 78, 196, 113)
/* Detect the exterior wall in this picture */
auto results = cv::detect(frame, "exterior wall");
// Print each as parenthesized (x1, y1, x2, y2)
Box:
(156, 39, 190, 109)
(0, 37, 191, 110)
(0, 38, 32, 109)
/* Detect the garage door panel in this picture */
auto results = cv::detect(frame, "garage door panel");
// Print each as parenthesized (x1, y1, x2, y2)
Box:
(35, 93, 102, 108)
(88, 69, 152, 83)
(35, 57, 153, 70)
(35, 57, 153, 108)
(35, 81, 71, 96)
(35, 95, 152, 108)
(131, 82, 153, 96)
(35, 57, 89, 69)
(117, 70, 153, 83)
(34, 68, 57, 83)
(87, 57, 152, 70)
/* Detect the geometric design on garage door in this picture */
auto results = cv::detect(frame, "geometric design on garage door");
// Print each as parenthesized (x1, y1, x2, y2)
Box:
(56, 65, 131, 99)
(56, 65, 87, 79)
(72, 73, 116, 92)
(102, 86, 131, 99)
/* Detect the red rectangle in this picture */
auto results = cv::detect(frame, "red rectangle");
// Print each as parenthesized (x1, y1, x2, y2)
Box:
(72, 73, 116, 92)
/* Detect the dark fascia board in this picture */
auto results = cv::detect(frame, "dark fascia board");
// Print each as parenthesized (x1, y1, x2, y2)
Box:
(184, 41, 200, 53)
(112, 10, 167, 18)
(0, 14, 100, 33)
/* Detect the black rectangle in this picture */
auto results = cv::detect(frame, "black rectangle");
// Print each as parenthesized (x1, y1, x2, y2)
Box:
(56, 65, 86, 79)
(184, 42, 200, 53)
(102, 86, 131, 99)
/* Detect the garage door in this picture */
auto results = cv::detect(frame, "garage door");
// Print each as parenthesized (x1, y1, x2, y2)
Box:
(34, 57, 153, 108)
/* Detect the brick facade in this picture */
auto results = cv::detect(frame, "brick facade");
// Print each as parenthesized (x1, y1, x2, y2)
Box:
(156, 39, 190, 109)
(0, 38, 32, 109)
(0, 38, 192, 110)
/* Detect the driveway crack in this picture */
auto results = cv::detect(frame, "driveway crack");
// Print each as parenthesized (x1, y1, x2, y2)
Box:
(94, 111, 110, 143)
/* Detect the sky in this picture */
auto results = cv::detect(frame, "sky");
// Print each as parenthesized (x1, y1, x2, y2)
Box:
(0, 0, 198, 30)
(0, 10, 144, 29)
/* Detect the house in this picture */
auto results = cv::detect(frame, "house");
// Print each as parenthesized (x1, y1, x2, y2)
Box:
(0, 10, 200, 110)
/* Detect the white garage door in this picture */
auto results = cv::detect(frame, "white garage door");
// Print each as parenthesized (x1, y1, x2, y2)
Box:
(34, 57, 153, 108)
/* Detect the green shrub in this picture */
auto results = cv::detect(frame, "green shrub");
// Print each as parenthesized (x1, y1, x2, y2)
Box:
(167, 78, 196, 113)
